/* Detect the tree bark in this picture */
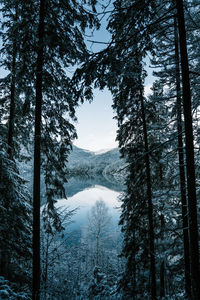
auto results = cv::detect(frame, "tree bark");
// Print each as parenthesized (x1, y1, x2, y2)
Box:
(140, 90, 157, 300)
(7, 4, 18, 160)
(174, 15, 191, 298)
(32, 0, 45, 299)
(176, 1, 200, 299)
(7, 44, 16, 160)
(160, 261, 165, 298)
(132, 229, 136, 300)
(2, 6, 18, 279)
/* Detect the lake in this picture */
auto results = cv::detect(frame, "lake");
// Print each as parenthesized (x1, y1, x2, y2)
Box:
(56, 175, 124, 231)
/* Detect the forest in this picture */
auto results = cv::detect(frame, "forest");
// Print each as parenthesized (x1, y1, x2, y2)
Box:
(0, 0, 200, 299)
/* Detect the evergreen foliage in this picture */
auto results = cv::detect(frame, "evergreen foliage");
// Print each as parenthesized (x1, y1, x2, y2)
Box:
(0, 139, 32, 284)
(0, 0, 200, 298)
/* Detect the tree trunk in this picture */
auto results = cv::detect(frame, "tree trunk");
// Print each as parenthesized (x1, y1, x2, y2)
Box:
(132, 229, 136, 300)
(7, 3, 18, 160)
(96, 232, 100, 265)
(174, 15, 191, 298)
(2, 7, 18, 279)
(32, 0, 45, 299)
(140, 89, 157, 300)
(160, 261, 165, 299)
(43, 233, 49, 300)
(7, 44, 16, 160)
(176, 1, 200, 299)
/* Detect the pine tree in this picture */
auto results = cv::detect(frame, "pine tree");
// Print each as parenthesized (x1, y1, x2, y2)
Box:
(149, 3, 193, 295)
(0, 0, 34, 284)
(70, 0, 200, 298)
(31, 0, 99, 298)
(174, 15, 191, 297)
(32, 0, 45, 297)
(140, 88, 157, 300)
(176, 1, 200, 299)
(0, 138, 32, 284)
(0, 0, 37, 157)
(0, 0, 99, 297)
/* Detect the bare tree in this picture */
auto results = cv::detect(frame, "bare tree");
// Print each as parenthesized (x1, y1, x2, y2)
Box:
(85, 199, 112, 266)
(40, 206, 76, 299)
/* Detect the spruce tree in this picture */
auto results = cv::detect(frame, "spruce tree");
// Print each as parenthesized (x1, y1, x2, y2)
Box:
(0, 138, 32, 284)
(70, 0, 200, 298)
(32, 0, 45, 297)
(174, 15, 191, 297)
(0, 0, 34, 283)
(31, 0, 99, 298)
(149, 3, 193, 295)
(0, 0, 99, 297)
(176, 0, 200, 299)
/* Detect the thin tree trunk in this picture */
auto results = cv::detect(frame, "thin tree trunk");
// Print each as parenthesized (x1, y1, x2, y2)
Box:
(176, 1, 200, 299)
(132, 229, 136, 300)
(140, 89, 157, 300)
(7, 4, 18, 160)
(174, 16, 191, 298)
(96, 231, 100, 265)
(2, 7, 18, 279)
(159, 211, 165, 298)
(158, 157, 165, 298)
(32, 0, 45, 299)
(160, 261, 165, 298)
(7, 44, 16, 160)
(44, 235, 49, 300)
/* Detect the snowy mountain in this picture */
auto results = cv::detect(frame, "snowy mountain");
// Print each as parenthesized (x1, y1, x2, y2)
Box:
(94, 148, 115, 155)
(68, 145, 119, 164)
(67, 145, 94, 164)
(67, 145, 126, 180)
(18, 145, 126, 198)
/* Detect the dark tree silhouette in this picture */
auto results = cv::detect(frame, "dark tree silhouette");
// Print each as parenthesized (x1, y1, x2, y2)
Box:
(176, 0, 200, 299)
(140, 88, 157, 300)
(32, 0, 45, 299)
(174, 15, 191, 298)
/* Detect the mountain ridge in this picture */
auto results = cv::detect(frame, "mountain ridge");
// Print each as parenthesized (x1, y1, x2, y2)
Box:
(67, 145, 126, 181)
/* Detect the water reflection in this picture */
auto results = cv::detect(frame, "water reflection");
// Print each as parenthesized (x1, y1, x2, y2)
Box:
(64, 174, 123, 197)
(57, 175, 124, 230)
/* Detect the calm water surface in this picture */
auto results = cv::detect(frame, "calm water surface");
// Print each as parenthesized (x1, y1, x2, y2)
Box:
(57, 175, 123, 230)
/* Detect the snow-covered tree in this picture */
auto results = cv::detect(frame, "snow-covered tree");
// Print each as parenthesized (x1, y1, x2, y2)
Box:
(0, 139, 32, 285)
(84, 199, 112, 266)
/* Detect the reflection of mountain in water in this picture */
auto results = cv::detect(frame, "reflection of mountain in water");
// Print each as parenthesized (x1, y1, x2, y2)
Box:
(19, 145, 125, 205)
(65, 174, 124, 198)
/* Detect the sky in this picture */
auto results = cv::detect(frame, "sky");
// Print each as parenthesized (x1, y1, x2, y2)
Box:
(73, 2, 119, 152)
(73, 6, 154, 152)
(74, 80, 153, 152)
(0, 2, 154, 153)
(74, 88, 118, 152)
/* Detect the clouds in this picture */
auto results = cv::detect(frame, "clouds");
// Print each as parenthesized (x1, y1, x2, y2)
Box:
(74, 130, 118, 152)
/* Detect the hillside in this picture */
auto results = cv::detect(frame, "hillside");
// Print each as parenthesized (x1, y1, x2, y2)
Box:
(67, 145, 126, 180)
(18, 145, 126, 199)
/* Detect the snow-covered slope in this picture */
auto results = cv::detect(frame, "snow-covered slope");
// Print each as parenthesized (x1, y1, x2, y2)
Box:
(67, 145, 94, 164)
(67, 145, 125, 180)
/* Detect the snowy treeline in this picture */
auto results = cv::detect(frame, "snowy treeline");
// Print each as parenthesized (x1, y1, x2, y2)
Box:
(1, 0, 200, 299)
